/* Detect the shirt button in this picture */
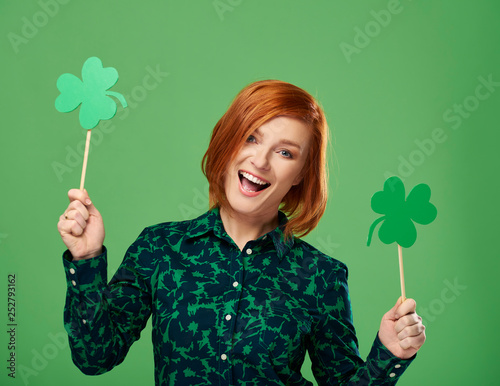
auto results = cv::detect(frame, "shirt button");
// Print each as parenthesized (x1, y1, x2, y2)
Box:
(69, 268, 76, 274)
(71, 280, 76, 287)
(225, 314, 232, 321)
(232, 281, 239, 288)
(395, 364, 401, 369)
(221, 354, 227, 361)
(246, 248, 252, 255)
(389, 373, 396, 378)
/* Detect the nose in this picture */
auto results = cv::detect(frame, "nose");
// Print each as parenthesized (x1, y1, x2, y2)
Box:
(250, 148, 270, 171)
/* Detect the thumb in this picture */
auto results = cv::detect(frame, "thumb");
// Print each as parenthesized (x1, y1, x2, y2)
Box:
(384, 297, 403, 321)
(82, 189, 101, 216)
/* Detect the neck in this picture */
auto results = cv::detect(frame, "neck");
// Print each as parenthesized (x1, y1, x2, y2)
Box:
(220, 207, 279, 251)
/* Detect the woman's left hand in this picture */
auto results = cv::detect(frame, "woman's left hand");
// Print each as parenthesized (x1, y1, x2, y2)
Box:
(378, 297, 426, 359)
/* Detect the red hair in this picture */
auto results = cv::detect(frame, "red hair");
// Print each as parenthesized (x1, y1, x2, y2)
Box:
(202, 80, 329, 239)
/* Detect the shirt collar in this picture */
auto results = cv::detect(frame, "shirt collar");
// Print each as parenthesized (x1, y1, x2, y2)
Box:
(185, 208, 294, 260)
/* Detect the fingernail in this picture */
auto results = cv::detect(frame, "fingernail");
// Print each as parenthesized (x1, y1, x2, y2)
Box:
(86, 199, 91, 205)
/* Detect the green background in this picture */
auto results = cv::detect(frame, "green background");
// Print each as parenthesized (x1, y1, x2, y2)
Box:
(1, 0, 498, 385)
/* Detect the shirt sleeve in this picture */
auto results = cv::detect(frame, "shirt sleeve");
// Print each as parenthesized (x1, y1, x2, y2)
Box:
(62, 230, 153, 375)
(307, 263, 415, 385)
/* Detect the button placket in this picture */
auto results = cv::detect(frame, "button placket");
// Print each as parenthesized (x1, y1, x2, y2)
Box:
(388, 363, 402, 378)
(70, 266, 77, 287)
(220, 246, 243, 370)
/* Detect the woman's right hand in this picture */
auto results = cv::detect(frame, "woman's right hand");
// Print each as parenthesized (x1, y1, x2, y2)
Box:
(57, 189, 105, 261)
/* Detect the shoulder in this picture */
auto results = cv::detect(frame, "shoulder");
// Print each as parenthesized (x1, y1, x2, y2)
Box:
(139, 215, 202, 246)
(138, 209, 215, 246)
(292, 238, 349, 280)
(144, 218, 194, 236)
(125, 214, 210, 266)
(289, 239, 352, 315)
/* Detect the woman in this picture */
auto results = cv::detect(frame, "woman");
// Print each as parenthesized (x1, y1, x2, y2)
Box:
(58, 80, 425, 385)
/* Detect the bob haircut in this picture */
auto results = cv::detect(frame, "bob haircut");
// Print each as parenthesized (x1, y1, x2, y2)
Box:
(202, 79, 329, 239)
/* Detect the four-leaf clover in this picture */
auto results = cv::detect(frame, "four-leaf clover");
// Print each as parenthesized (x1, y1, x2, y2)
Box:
(55, 56, 127, 129)
(367, 176, 437, 248)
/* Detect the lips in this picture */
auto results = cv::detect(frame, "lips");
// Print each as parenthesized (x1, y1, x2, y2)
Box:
(238, 170, 270, 194)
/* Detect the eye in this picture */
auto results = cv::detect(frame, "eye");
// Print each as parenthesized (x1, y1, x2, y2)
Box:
(246, 135, 256, 143)
(279, 149, 293, 159)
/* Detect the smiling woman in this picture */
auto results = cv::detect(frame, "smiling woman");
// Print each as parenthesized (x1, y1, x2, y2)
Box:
(221, 116, 313, 250)
(58, 79, 426, 385)
(202, 80, 329, 241)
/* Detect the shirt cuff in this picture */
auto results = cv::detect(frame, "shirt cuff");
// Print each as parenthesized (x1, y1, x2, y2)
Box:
(62, 246, 108, 293)
(366, 332, 416, 381)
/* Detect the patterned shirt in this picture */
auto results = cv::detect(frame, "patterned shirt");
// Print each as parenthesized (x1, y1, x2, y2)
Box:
(62, 209, 415, 385)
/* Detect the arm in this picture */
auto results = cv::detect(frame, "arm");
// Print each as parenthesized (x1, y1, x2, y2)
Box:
(307, 265, 415, 385)
(62, 231, 152, 375)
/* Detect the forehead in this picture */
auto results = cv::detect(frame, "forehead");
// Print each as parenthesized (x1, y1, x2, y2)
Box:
(254, 116, 311, 149)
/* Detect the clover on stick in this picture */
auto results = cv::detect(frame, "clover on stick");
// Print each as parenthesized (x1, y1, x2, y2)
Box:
(55, 56, 127, 129)
(367, 176, 437, 301)
(367, 176, 437, 248)
(55, 57, 127, 190)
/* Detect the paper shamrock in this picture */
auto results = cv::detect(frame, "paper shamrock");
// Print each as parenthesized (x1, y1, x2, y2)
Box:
(55, 57, 127, 190)
(55, 56, 127, 129)
(367, 176, 437, 248)
(367, 176, 437, 300)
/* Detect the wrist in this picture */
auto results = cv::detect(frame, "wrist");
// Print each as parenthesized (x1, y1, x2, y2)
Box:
(72, 247, 103, 261)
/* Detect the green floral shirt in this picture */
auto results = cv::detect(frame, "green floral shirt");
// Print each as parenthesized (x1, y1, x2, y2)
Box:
(63, 209, 414, 385)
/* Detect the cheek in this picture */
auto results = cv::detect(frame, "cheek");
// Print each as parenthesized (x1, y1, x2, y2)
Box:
(276, 172, 300, 192)
(284, 164, 305, 184)
(223, 170, 233, 190)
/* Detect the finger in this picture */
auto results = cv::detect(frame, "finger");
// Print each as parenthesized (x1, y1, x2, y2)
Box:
(395, 298, 417, 319)
(399, 330, 426, 350)
(69, 221, 84, 236)
(82, 189, 100, 217)
(63, 209, 87, 230)
(397, 322, 426, 340)
(58, 215, 84, 236)
(70, 188, 100, 217)
(57, 215, 66, 232)
(394, 313, 422, 333)
(68, 188, 92, 206)
(66, 200, 90, 222)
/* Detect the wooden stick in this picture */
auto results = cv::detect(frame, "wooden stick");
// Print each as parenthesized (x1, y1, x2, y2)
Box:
(80, 129, 92, 191)
(398, 244, 406, 302)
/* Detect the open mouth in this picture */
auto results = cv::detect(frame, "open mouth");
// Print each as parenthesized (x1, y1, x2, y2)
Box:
(238, 171, 271, 193)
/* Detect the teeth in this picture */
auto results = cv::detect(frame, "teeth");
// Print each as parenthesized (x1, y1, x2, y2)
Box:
(240, 171, 268, 185)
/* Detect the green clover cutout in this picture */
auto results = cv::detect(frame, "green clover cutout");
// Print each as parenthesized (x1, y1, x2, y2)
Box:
(367, 176, 437, 248)
(55, 56, 127, 129)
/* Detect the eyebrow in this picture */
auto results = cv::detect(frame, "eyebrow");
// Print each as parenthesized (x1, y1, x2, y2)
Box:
(254, 128, 303, 151)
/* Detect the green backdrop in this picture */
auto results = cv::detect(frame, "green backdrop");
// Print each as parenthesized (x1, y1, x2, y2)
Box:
(2, 1, 499, 385)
